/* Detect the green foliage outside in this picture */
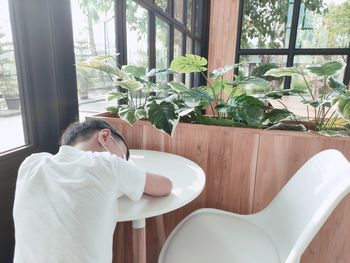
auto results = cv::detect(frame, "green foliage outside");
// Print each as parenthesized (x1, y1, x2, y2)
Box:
(0, 30, 18, 98)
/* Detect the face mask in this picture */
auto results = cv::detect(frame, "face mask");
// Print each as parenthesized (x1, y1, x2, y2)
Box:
(99, 136, 127, 160)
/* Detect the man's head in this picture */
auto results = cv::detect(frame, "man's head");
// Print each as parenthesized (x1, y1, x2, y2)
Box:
(61, 120, 130, 160)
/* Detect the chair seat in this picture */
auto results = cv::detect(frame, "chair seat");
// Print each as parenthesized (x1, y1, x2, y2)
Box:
(160, 209, 281, 263)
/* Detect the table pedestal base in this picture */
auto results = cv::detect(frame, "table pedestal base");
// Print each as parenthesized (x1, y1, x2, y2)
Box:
(132, 219, 146, 263)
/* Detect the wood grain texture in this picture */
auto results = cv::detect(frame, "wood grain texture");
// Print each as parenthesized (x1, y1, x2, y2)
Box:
(208, 0, 240, 73)
(254, 130, 350, 263)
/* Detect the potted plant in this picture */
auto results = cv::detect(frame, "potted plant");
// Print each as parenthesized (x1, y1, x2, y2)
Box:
(263, 60, 350, 135)
(251, 63, 283, 91)
(78, 54, 299, 135)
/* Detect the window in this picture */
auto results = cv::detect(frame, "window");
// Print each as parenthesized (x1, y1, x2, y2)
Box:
(236, 0, 350, 92)
(0, 0, 25, 153)
(71, 0, 209, 120)
(71, 0, 116, 120)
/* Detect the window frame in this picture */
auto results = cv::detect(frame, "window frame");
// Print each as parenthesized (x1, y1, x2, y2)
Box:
(235, 0, 350, 89)
(115, 0, 210, 86)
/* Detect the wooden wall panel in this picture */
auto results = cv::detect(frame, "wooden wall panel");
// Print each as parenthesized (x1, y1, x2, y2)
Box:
(208, 0, 240, 73)
(164, 123, 210, 233)
(204, 126, 259, 214)
(254, 130, 350, 263)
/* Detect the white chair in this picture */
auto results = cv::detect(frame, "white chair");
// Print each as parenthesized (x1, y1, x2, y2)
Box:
(158, 149, 350, 263)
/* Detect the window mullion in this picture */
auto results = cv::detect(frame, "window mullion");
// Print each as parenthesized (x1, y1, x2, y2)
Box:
(149, 10, 156, 71)
(116, 0, 127, 65)
(285, 0, 302, 89)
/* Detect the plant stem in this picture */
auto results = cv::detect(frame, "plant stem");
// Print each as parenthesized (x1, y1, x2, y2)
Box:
(322, 111, 336, 129)
(129, 91, 135, 108)
(276, 99, 288, 110)
(302, 73, 315, 101)
(226, 86, 237, 104)
(198, 68, 217, 117)
(319, 106, 332, 129)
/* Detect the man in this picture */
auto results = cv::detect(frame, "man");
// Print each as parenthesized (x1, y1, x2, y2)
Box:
(13, 119, 172, 263)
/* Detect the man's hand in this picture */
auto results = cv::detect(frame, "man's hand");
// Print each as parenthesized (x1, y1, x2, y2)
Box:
(144, 172, 173, 196)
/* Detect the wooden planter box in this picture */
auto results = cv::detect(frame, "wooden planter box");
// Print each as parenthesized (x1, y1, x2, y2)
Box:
(88, 112, 350, 263)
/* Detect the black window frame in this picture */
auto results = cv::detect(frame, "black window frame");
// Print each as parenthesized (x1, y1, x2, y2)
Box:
(235, 0, 350, 89)
(115, 0, 210, 86)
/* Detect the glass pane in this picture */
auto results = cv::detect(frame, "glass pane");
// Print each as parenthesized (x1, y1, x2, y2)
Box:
(185, 37, 192, 86)
(296, 0, 350, 48)
(186, 37, 192, 54)
(71, 0, 115, 120)
(240, 0, 294, 49)
(127, 0, 149, 68)
(0, 0, 26, 152)
(174, 0, 184, 23)
(174, 29, 183, 82)
(239, 55, 287, 94)
(156, 17, 169, 82)
(278, 55, 348, 118)
(292, 55, 347, 84)
(155, 0, 168, 12)
(186, 0, 193, 31)
(194, 41, 201, 86)
(194, 0, 202, 36)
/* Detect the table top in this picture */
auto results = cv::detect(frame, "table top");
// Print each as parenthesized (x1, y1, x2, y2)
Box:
(117, 150, 206, 222)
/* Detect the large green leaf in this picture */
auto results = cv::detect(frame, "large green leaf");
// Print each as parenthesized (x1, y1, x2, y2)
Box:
(332, 93, 350, 119)
(328, 77, 347, 95)
(147, 68, 175, 77)
(263, 88, 304, 99)
(226, 94, 266, 126)
(78, 60, 118, 75)
(264, 67, 303, 78)
(261, 109, 295, 124)
(265, 122, 307, 131)
(134, 108, 147, 120)
(122, 65, 146, 78)
(77, 59, 128, 79)
(107, 92, 128, 101)
(118, 105, 137, 125)
(147, 101, 179, 135)
(209, 63, 239, 79)
(170, 54, 207, 73)
(169, 81, 188, 93)
(301, 99, 322, 108)
(181, 88, 210, 103)
(115, 79, 143, 91)
(306, 61, 343, 76)
(105, 106, 119, 114)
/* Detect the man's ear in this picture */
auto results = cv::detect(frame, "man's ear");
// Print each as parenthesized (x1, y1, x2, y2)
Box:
(98, 129, 111, 145)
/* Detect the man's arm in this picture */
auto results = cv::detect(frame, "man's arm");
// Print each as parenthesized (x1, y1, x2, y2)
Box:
(144, 172, 173, 196)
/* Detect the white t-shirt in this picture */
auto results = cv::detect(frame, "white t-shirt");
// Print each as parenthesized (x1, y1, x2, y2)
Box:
(13, 145, 146, 263)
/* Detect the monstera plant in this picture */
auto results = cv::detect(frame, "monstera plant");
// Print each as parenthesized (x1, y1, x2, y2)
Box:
(264, 60, 350, 135)
(78, 54, 297, 135)
(78, 55, 349, 137)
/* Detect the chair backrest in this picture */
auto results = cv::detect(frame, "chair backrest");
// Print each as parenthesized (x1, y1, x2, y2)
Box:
(249, 149, 350, 263)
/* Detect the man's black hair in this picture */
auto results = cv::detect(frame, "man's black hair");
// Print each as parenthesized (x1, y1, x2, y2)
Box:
(60, 119, 130, 160)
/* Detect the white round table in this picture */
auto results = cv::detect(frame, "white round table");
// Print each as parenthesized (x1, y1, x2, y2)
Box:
(117, 150, 206, 263)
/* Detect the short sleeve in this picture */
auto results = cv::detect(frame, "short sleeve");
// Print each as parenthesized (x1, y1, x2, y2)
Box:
(108, 156, 146, 201)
